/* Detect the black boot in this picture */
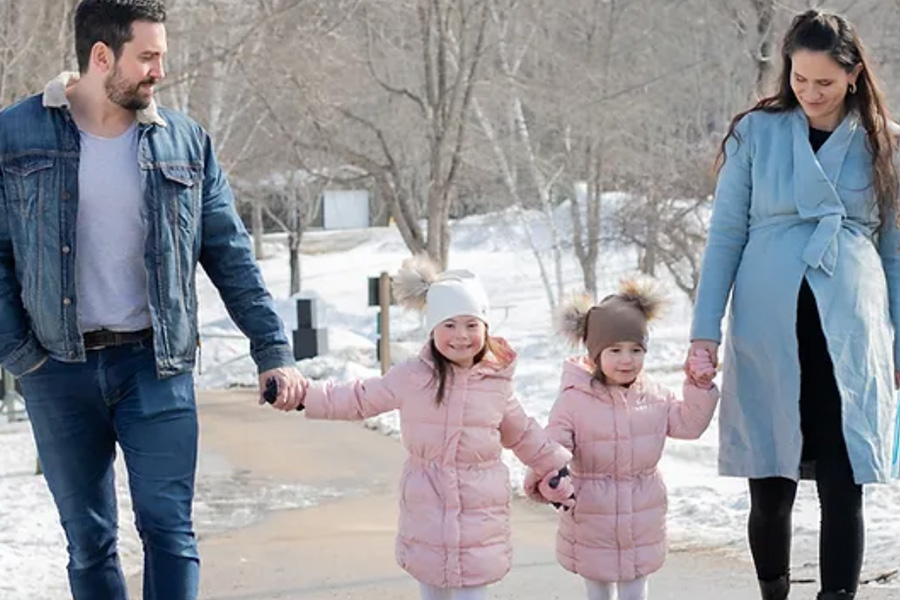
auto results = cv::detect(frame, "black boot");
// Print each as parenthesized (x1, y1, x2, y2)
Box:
(758, 575, 790, 600)
(816, 592, 855, 600)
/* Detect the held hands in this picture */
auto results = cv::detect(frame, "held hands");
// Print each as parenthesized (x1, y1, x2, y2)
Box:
(686, 348, 717, 390)
(258, 367, 308, 411)
(538, 466, 576, 510)
(684, 340, 719, 389)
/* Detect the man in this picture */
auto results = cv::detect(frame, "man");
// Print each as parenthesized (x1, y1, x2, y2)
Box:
(0, 1, 304, 598)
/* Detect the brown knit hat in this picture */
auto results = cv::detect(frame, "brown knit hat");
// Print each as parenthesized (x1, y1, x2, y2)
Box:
(557, 279, 665, 364)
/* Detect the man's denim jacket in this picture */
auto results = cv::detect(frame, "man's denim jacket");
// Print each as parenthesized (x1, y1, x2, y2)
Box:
(0, 73, 294, 377)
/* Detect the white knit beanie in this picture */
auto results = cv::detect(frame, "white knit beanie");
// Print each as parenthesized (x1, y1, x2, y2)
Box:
(392, 256, 491, 333)
(424, 270, 490, 332)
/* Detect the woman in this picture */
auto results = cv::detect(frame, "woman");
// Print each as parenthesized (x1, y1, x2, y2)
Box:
(687, 10, 900, 600)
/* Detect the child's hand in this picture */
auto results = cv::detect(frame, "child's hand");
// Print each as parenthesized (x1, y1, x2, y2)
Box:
(538, 467, 576, 510)
(687, 348, 716, 390)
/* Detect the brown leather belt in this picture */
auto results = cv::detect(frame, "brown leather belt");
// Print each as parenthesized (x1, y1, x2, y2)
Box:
(83, 328, 152, 350)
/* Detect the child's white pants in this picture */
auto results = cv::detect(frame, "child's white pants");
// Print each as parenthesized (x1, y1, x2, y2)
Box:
(418, 582, 488, 600)
(584, 575, 649, 600)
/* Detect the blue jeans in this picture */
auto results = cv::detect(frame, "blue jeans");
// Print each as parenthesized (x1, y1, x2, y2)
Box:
(20, 339, 199, 600)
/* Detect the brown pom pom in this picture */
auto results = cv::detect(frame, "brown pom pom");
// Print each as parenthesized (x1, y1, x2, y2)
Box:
(392, 254, 440, 312)
(618, 278, 666, 322)
(556, 294, 594, 345)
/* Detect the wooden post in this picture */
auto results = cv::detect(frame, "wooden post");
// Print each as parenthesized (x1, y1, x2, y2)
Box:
(378, 271, 391, 375)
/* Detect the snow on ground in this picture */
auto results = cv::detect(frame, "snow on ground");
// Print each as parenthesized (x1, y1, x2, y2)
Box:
(2, 205, 899, 597)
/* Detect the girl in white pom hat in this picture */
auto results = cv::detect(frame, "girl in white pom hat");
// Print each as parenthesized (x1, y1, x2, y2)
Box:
(295, 255, 573, 600)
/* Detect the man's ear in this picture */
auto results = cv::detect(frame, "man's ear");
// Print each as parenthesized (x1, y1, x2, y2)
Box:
(90, 41, 114, 75)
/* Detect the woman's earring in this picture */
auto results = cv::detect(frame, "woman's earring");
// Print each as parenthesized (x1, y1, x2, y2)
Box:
(849, 81, 857, 94)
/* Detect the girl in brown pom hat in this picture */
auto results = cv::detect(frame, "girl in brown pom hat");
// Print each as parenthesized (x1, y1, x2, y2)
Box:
(524, 280, 720, 600)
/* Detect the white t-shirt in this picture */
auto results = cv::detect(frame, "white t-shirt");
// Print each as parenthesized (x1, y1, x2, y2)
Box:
(76, 122, 152, 333)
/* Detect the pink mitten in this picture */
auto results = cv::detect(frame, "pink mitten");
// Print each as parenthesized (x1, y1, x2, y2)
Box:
(687, 349, 716, 389)
(538, 468, 576, 509)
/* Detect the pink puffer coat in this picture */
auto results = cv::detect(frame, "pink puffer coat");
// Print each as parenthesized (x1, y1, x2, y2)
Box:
(525, 357, 718, 583)
(303, 339, 571, 588)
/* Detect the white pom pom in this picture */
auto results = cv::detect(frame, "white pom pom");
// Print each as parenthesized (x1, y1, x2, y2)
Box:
(392, 254, 440, 312)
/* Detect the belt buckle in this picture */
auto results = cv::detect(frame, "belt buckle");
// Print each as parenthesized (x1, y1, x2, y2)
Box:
(83, 330, 111, 351)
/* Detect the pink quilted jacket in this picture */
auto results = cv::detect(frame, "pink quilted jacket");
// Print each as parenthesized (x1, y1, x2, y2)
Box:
(525, 356, 718, 583)
(303, 339, 571, 588)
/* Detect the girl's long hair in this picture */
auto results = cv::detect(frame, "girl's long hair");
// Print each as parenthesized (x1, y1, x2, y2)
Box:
(429, 333, 497, 405)
(717, 9, 898, 221)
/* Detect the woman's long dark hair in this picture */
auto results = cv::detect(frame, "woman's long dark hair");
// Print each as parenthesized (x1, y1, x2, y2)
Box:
(429, 333, 496, 405)
(718, 9, 898, 221)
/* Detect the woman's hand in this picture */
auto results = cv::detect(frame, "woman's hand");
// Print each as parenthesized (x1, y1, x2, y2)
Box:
(685, 340, 720, 385)
(687, 349, 717, 389)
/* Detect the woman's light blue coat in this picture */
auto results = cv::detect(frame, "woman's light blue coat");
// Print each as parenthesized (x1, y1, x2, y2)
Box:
(692, 107, 900, 484)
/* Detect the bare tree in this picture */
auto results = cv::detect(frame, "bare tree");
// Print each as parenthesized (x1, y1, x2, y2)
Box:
(471, 0, 570, 309)
(751, 0, 776, 95)
(711, 0, 779, 99)
(0, 0, 79, 107)
(234, 168, 326, 295)
(560, 0, 628, 299)
(248, 0, 490, 268)
(5, 0, 897, 308)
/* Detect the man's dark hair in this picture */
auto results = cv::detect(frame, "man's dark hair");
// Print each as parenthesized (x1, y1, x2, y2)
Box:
(74, 0, 167, 73)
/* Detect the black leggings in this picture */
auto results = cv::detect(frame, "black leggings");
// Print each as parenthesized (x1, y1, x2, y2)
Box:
(747, 280, 864, 592)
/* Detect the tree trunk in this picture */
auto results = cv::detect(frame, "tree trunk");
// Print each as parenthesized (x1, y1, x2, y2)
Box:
(752, 0, 775, 96)
(380, 175, 427, 257)
(641, 203, 659, 276)
(571, 178, 602, 299)
(426, 183, 448, 268)
(289, 232, 301, 296)
(288, 201, 302, 296)
(253, 199, 265, 260)
(582, 181, 600, 298)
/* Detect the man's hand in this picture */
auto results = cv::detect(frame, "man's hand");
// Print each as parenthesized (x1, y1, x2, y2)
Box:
(258, 367, 307, 411)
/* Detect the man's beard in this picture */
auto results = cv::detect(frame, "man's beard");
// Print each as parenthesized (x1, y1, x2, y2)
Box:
(105, 65, 156, 111)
